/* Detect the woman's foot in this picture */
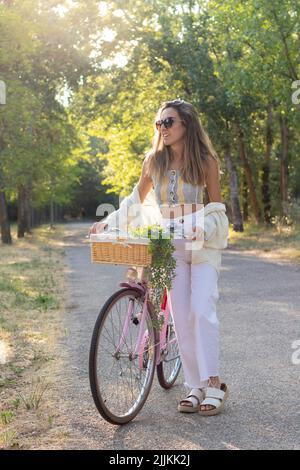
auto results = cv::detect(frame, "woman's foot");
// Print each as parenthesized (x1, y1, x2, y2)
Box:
(199, 376, 221, 412)
(178, 388, 205, 413)
(198, 382, 229, 416)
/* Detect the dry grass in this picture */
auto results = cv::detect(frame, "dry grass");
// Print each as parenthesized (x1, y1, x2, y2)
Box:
(228, 221, 300, 265)
(0, 224, 69, 449)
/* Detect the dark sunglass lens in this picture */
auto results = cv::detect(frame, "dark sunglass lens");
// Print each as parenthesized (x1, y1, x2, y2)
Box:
(165, 117, 174, 128)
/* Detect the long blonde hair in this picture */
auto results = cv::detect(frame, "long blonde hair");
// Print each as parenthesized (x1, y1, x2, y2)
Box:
(146, 99, 220, 186)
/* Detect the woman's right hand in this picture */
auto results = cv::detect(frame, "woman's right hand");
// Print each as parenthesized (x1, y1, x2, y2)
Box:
(88, 221, 108, 236)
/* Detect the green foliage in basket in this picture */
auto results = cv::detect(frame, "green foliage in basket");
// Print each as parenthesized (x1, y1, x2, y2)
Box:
(129, 224, 177, 330)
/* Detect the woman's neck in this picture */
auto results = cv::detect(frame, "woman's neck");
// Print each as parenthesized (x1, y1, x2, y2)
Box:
(169, 150, 183, 169)
(170, 142, 184, 161)
(169, 156, 183, 170)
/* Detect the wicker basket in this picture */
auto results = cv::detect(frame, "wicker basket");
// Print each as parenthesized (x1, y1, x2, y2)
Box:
(90, 234, 152, 267)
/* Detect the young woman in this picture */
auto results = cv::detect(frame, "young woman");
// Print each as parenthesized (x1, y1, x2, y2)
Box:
(90, 99, 229, 416)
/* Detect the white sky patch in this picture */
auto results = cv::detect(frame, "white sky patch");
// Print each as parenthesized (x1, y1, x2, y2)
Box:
(101, 52, 128, 69)
(98, 1, 108, 17)
(113, 9, 125, 18)
(53, 1, 77, 17)
(53, 5, 68, 17)
(89, 27, 117, 47)
(56, 83, 73, 107)
(89, 28, 128, 68)
(101, 27, 117, 42)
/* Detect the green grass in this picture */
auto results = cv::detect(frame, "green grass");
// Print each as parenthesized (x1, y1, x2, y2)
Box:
(228, 221, 300, 264)
(0, 430, 19, 449)
(0, 223, 66, 449)
(0, 378, 16, 388)
(18, 377, 49, 410)
(0, 227, 63, 313)
(1, 411, 14, 425)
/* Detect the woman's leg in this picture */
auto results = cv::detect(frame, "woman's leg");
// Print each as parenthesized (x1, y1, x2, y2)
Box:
(166, 239, 204, 389)
(167, 240, 222, 408)
(190, 262, 220, 388)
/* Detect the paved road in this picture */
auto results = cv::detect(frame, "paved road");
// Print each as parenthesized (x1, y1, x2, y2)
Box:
(57, 222, 300, 450)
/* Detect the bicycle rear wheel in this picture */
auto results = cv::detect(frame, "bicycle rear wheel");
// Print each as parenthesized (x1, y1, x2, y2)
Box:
(157, 310, 181, 389)
(89, 288, 158, 425)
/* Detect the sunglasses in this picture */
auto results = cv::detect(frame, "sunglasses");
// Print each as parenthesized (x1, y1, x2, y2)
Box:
(155, 117, 183, 131)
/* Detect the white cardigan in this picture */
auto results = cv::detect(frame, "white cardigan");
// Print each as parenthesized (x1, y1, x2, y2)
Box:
(101, 183, 229, 275)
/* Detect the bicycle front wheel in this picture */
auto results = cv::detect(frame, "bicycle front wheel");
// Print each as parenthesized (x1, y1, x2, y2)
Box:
(89, 288, 158, 425)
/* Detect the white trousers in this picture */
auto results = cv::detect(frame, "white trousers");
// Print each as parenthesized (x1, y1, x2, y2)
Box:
(166, 238, 220, 389)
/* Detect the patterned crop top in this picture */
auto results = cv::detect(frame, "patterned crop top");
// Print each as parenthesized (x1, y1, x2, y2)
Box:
(151, 169, 204, 208)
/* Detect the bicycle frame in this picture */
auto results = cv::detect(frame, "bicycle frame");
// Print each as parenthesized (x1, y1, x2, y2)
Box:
(158, 289, 178, 364)
(116, 278, 178, 368)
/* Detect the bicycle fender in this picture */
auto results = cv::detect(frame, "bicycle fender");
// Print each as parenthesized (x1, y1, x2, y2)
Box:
(119, 282, 146, 296)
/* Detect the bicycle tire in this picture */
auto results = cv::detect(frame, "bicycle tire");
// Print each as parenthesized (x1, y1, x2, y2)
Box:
(89, 287, 159, 425)
(157, 323, 181, 389)
(157, 354, 181, 389)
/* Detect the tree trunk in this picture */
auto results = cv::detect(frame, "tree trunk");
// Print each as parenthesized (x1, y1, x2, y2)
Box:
(223, 141, 243, 231)
(0, 135, 12, 244)
(279, 114, 289, 220)
(50, 200, 54, 228)
(237, 124, 262, 223)
(30, 206, 35, 228)
(262, 106, 273, 226)
(17, 185, 31, 238)
(242, 173, 249, 222)
(0, 190, 12, 244)
(25, 191, 32, 234)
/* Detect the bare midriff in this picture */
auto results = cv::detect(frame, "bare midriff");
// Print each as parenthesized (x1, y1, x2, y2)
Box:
(160, 202, 204, 219)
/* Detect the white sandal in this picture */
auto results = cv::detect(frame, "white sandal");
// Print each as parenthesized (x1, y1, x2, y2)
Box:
(178, 388, 205, 413)
(198, 383, 229, 416)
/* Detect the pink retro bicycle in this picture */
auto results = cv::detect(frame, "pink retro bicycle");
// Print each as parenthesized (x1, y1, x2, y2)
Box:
(89, 265, 181, 425)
